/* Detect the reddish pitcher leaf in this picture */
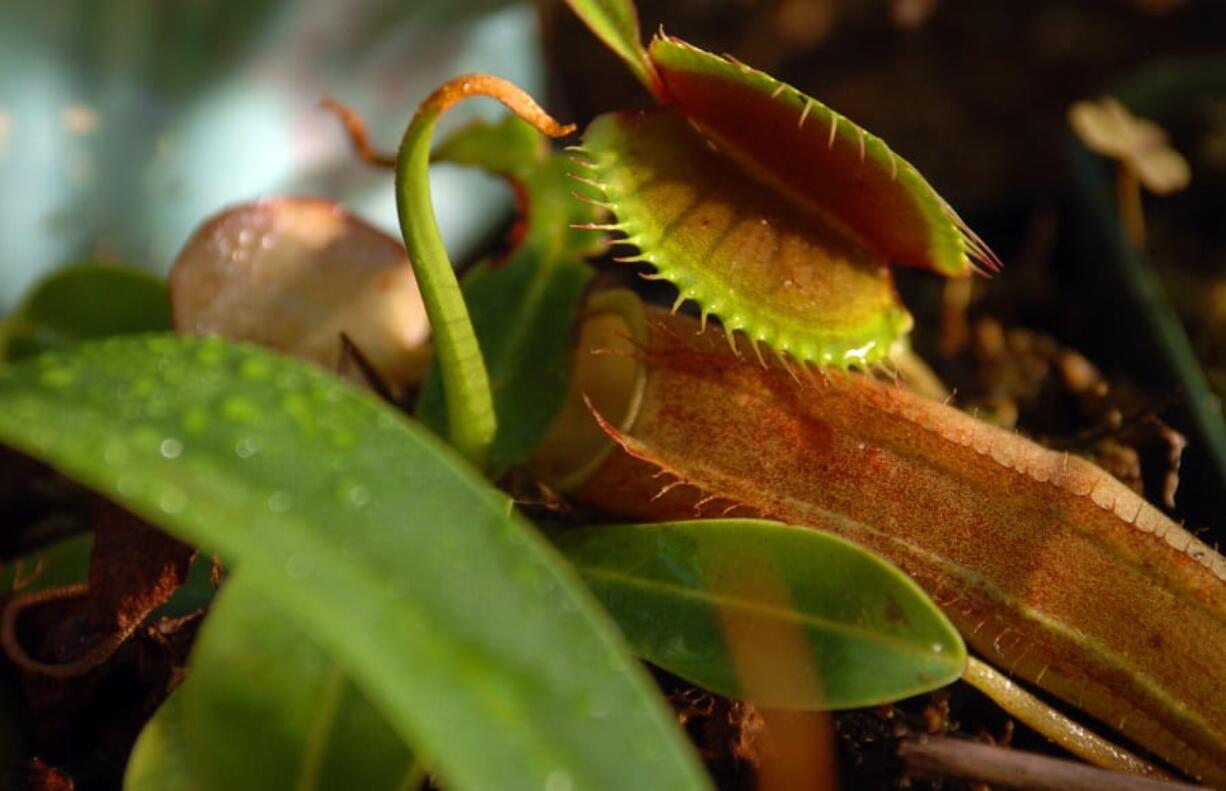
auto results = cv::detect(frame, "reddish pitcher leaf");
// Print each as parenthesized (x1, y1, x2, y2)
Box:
(562, 305, 1226, 785)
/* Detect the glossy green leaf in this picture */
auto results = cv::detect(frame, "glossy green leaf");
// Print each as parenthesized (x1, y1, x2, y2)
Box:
(646, 36, 998, 279)
(580, 108, 913, 368)
(0, 336, 709, 791)
(1, 263, 170, 362)
(126, 574, 416, 791)
(562, 0, 657, 94)
(552, 519, 966, 709)
(419, 117, 600, 475)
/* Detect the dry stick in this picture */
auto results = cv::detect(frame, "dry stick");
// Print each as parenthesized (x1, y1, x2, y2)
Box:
(899, 736, 1206, 791)
(337, 331, 398, 406)
(1, 583, 137, 679)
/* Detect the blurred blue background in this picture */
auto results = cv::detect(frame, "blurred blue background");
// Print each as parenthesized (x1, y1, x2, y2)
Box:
(0, 0, 541, 312)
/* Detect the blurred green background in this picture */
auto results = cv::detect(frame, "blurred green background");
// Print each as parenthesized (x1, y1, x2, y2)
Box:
(0, 0, 537, 312)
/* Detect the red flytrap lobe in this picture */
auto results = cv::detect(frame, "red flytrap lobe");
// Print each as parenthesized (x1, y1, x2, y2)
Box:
(567, 9, 1000, 370)
(647, 36, 1001, 278)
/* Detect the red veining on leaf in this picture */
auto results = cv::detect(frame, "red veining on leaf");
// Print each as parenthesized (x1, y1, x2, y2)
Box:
(571, 308, 1226, 785)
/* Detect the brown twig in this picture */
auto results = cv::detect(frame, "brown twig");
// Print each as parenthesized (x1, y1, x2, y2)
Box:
(320, 96, 397, 168)
(1117, 165, 1147, 246)
(338, 331, 398, 406)
(900, 735, 1206, 791)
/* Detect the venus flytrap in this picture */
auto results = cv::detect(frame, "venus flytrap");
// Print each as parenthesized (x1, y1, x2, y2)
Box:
(576, 109, 913, 369)
(310, 10, 1226, 780)
(541, 0, 1226, 782)
(563, 0, 997, 372)
(2, 2, 1220, 786)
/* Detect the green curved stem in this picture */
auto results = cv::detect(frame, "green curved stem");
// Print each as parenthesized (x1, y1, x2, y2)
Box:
(962, 658, 1161, 779)
(394, 75, 574, 471)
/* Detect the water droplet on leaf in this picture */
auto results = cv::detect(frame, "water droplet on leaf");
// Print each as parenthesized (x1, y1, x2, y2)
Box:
(267, 490, 293, 513)
(544, 769, 574, 791)
(284, 554, 313, 580)
(219, 396, 262, 423)
(159, 486, 188, 514)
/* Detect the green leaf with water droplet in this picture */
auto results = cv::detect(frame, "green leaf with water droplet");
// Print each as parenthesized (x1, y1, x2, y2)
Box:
(1, 263, 170, 362)
(418, 117, 600, 475)
(551, 519, 965, 709)
(0, 336, 709, 791)
(126, 573, 417, 791)
(580, 108, 913, 368)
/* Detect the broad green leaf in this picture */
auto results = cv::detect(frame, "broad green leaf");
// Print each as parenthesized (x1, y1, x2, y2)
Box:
(124, 693, 196, 791)
(562, 0, 657, 94)
(418, 117, 600, 475)
(580, 108, 912, 368)
(1, 263, 170, 362)
(552, 519, 966, 709)
(0, 336, 709, 791)
(127, 574, 416, 791)
(647, 36, 999, 278)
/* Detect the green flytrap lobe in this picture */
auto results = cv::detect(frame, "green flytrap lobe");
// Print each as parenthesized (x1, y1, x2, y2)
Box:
(577, 109, 913, 369)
